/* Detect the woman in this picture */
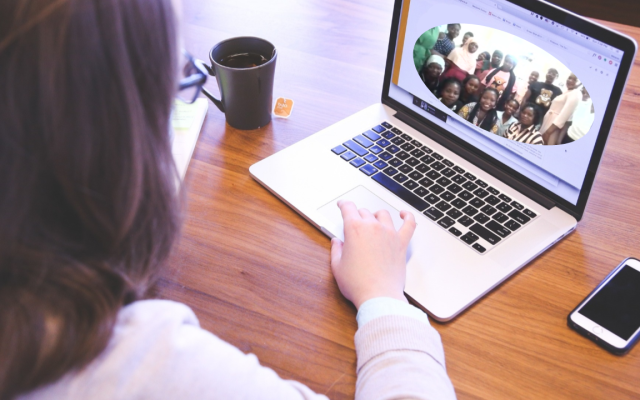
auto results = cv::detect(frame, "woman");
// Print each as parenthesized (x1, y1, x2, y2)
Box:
(479, 54, 518, 111)
(441, 37, 479, 82)
(506, 103, 544, 145)
(495, 99, 520, 137)
(474, 51, 491, 75)
(437, 77, 464, 112)
(460, 74, 481, 105)
(420, 54, 446, 94)
(0, 0, 457, 399)
(540, 74, 583, 145)
(457, 88, 500, 134)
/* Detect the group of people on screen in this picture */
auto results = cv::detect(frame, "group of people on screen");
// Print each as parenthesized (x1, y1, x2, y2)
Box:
(414, 24, 595, 146)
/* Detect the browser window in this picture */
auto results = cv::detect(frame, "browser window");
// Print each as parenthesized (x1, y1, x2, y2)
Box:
(388, 0, 624, 204)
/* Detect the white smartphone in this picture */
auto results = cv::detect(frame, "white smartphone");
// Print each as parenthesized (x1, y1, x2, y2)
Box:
(568, 257, 640, 355)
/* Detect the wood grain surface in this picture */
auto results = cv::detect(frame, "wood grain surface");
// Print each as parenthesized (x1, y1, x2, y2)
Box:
(153, 0, 640, 398)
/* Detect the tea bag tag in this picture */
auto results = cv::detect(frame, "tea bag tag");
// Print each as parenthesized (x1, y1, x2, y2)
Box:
(273, 97, 294, 118)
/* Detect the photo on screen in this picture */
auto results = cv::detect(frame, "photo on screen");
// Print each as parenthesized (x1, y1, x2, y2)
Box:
(414, 23, 594, 146)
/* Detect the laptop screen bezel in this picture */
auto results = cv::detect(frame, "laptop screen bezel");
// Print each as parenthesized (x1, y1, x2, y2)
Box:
(381, 0, 637, 221)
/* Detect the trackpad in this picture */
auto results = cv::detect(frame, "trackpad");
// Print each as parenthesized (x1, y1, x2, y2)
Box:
(317, 185, 407, 241)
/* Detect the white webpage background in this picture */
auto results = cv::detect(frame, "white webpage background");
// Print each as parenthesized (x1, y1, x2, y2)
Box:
(393, 0, 621, 204)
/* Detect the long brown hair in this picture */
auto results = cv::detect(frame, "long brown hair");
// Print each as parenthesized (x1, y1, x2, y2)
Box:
(0, 0, 180, 398)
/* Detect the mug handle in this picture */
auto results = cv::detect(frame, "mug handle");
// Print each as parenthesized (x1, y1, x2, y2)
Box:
(202, 64, 225, 113)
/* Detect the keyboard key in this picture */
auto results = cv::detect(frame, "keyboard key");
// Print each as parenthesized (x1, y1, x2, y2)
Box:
(424, 207, 444, 221)
(510, 201, 524, 210)
(411, 139, 422, 147)
(408, 171, 423, 180)
(469, 198, 485, 208)
(383, 167, 398, 176)
(486, 220, 511, 238)
(431, 161, 445, 171)
(462, 181, 478, 191)
(396, 151, 410, 160)
(462, 205, 478, 216)
(405, 157, 420, 167)
(387, 145, 400, 154)
(499, 194, 512, 203)
(441, 168, 456, 178)
(496, 202, 513, 213)
(487, 187, 500, 195)
(458, 191, 474, 201)
(451, 198, 466, 209)
(504, 219, 522, 231)
(354, 134, 374, 148)
(381, 131, 395, 139)
(461, 232, 479, 244)
(391, 127, 403, 135)
(425, 193, 440, 204)
(400, 143, 415, 152)
(485, 195, 500, 206)
(438, 216, 456, 229)
(473, 188, 489, 198)
(442, 159, 454, 168)
(332, 144, 347, 155)
(492, 212, 509, 223)
(418, 177, 434, 188)
(359, 164, 377, 176)
(372, 173, 429, 211)
(464, 172, 476, 181)
(523, 209, 537, 218)
(401, 133, 413, 141)
(410, 149, 425, 158)
(472, 243, 486, 253)
(452, 175, 467, 184)
(426, 170, 441, 180)
(364, 154, 378, 163)
(447, 208, 463, 219)
(440, 191, 456, 202)
(369, 145, 383, 154)
(391, 137, 405, 145)
(350, 158, 365, 167)
(403, 180, 418, 190)
(398, 164, 412, 174)
(436, 177, 452, 187)
(381, 121, 393, 129)
(389, 158, 403, 167)
(414, 187, 429, 197)
(508, 209, 531, 225)
(378, 152, 393, 161)
(458, 216, 474, 227)
(448, 183, 463, 194)
(363, 130, 381, 141)
(453, 166, 465, 174)
(341, 151, 356, 161)
(429, 184, 445, 195)
(372, 125, 385, 133)
(393, 173, 408, 183)
(475, 179, 488, 188)
(449, 227, 462, 237)
(436, 201, 452, 212)
(415, 163, 430, 173)
(373, 160, 388, 169)
(480, 205, 497, 216)
(474, 213, 490, 224)
(469, 223, 501, 245)
(343, 140, 368, 156)
(420, 155, 435, 164)
(421, 145, 433, 154)
(432, 152, 444, 160)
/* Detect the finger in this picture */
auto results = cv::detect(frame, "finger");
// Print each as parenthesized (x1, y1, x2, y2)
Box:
(330, 237, 344, 270)
(374, 208, 395, 228)
(358, 207, 376, 221)
(398, 210, 417, 246)
(337, 200, 360, 223)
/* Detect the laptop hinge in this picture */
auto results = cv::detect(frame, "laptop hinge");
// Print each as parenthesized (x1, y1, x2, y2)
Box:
(393, 109, 556, 210)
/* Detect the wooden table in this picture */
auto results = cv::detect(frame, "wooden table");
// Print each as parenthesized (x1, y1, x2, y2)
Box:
(154, 1, 640, 398)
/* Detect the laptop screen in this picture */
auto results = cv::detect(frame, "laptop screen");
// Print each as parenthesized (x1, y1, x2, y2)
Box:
(385, 0, 634, 209)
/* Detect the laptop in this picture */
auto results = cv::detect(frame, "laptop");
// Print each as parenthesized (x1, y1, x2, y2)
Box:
(250, 0, 637, 320)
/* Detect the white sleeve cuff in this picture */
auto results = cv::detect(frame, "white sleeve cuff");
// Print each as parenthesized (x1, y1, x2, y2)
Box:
(356, 297, 430, 328)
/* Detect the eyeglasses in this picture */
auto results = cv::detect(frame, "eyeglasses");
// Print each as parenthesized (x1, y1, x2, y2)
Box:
(177, 51, 208, 104)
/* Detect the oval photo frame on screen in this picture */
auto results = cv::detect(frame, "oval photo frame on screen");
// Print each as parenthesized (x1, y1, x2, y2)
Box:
(414, 23, 594, 146)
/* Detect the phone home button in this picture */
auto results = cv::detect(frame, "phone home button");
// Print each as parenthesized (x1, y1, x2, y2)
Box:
(592, 325, 603, 335)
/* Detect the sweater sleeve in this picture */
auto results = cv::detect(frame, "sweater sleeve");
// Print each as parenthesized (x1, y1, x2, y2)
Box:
(354, 305, 457, 400)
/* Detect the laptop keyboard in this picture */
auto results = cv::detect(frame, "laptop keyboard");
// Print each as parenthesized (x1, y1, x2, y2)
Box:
(331, 121, 538, 254)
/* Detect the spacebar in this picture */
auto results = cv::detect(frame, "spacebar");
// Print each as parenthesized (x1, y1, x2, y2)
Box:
(371, 173, 429, 211)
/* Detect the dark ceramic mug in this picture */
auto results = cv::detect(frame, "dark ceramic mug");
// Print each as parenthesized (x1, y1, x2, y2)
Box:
(201, 37, 277, 130)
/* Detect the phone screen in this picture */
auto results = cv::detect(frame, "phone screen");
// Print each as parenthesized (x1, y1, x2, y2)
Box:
(579, 265, 640, 340)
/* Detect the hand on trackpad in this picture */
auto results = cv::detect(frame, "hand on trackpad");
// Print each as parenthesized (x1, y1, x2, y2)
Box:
(318, 186, 410, 241)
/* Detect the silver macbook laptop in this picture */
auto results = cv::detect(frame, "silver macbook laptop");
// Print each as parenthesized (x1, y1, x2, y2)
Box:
(250, 0, 636, 320)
